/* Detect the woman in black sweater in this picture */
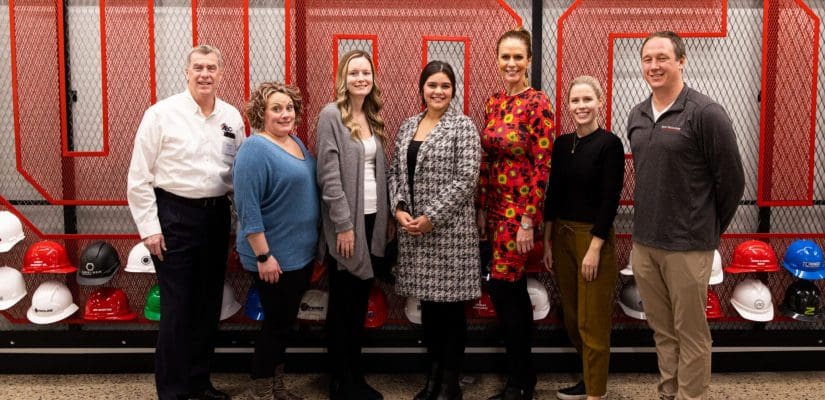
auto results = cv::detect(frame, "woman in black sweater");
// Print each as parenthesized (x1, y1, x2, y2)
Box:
(542, 76, 624, 400)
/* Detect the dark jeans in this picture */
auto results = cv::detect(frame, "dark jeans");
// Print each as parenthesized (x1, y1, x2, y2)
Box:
(326, 213, 378, 382)
(421, 301, 467, 371)
(152, 189, 230, 400)
(488, 276, 536, 391)
(250, 264, 311, 379)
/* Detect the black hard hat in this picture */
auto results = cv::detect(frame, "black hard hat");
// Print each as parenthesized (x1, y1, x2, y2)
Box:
(779, 279, 825, 322)
(77, 241, 121, 286)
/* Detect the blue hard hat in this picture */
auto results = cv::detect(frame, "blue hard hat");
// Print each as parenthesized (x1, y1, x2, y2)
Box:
(244, 287, 265, 321)
(782, 240, 825, 281)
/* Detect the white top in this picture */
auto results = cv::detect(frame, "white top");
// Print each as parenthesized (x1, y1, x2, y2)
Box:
(126, 90, 245, 238)
(652, 101, 674, 122)
(362, 135, 378, 214)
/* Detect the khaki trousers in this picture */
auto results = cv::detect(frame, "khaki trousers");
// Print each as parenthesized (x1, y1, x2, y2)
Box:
(631, 242, 713, 400)
(551, 220, 617, 396)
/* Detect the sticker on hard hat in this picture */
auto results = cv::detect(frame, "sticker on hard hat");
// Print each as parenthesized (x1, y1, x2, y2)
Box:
(34, 308, 54, 313)
(754, 299, 765, 310)
(802, 261, 821, 269)
(85, 262, 96, 272)
(300, 303, 324, 311)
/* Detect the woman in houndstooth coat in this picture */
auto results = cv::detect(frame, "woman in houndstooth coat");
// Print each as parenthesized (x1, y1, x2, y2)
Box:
(388, 61, 480, 400)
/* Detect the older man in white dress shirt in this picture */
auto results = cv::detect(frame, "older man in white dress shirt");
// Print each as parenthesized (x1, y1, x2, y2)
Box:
(127, 45, 244, 400)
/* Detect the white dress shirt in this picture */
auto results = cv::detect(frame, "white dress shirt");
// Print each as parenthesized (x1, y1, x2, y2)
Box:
(127, 90, 245, 238)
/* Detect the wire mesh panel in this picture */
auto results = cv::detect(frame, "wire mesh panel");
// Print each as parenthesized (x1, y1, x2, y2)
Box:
(248, 0, 285, 93)
(758, 0, 819, 207)
(424, 39, 468, 114)
(287, 0, 523, 159)
(153, 0, 192, 100)
(66, 1, 102, 153)
(194, 0, 249, 117)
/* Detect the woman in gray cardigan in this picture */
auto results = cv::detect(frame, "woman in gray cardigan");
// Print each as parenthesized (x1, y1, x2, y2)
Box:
(315, 49, 389, 400)
(389, 61, 481, 400)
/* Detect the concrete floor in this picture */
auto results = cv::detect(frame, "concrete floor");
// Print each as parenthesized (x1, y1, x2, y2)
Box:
(1, 371, 823, 399)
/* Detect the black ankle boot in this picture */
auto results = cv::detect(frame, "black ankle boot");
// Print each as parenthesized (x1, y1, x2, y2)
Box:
(434, 370, 462, 400)
(414, 363, 441, 400)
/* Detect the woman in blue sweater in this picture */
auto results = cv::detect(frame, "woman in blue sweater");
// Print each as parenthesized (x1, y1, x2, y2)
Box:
(234, 82, 319, 400)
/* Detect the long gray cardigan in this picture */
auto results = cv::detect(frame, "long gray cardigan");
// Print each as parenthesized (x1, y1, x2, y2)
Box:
(388, 110, 481, 302)
(316, 102, 388, 280)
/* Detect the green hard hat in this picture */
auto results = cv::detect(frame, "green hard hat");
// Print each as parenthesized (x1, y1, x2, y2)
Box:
(143, 284, 161, 321)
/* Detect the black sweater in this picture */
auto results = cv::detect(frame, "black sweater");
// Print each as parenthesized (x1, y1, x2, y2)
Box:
(543, 127, 625, 239)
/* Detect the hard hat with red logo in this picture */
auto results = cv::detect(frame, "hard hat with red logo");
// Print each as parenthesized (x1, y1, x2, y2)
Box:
(705, 287, 724, 320)
(725, 240, 779, 274)
(526, 278, 550, 320)
(364, 285, 388, 329)
(0, 211, 25, 253)
(83, 287, 137, 321)
(22, 240, 76, 274)
(470, 290, 497, 318)
(27, 281, 79, 324)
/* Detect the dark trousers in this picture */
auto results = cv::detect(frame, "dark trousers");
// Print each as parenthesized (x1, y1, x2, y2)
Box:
(250, 265, 311, 379)
(421, 301, 467, 371)
(326, 213, 377, 382)
(152, 189, 230, 400)
(488, 276, 536, 391)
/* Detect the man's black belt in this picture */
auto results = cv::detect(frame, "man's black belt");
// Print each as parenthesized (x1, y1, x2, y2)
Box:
(155, 188, 228, 208)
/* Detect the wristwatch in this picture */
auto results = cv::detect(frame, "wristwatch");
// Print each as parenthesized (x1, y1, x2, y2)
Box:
(520, 221, 533, 230)
(256, 252, 271, 263)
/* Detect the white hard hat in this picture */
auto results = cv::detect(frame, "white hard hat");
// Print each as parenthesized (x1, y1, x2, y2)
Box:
(619, 280, 646, 320)
(219, 283, 242, 321)
(125, 242, 155, 273)
(709, 250, 724, 285)
(297, 289, 328, 321)
(0, 266, 27, 310)
(730, 278, 774, 322)
(526, 278, 550, 320)
(404, 296, 422, 324)
(0, 211, 25, 253)
(27, 281, 79, 324)
(620, 262, 633, 276)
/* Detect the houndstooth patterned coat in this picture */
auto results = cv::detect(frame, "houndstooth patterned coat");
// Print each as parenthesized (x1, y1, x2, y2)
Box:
(388, 110, 481, 302)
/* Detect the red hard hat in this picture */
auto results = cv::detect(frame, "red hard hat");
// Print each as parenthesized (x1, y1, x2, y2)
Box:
(310, 260, 326, 284)
(22, 240, 76, 274)
(469, 290, 497, 318)
(725, 240, 779, 273)
(227, 245, 243, 272)
(364, 285, 388, 329)
(83, 287, 137, 321)
(525, 240, 544, 273)
(705, 287, 724, 320)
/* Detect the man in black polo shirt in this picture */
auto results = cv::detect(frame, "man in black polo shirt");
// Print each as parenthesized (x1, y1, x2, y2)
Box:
(627, 31, 744, 400)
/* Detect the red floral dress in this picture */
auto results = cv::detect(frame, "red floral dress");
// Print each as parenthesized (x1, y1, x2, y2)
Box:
(479, 88, 554, 282)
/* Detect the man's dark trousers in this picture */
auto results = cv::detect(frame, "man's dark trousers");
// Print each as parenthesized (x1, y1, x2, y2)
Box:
(152, 189, 230, 400)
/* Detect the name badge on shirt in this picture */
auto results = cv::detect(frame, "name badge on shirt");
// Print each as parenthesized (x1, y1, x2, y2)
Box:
(223, 141, 237, 158)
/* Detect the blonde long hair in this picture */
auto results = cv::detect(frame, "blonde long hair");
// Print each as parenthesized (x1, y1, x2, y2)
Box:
(334, 50, 385, 143)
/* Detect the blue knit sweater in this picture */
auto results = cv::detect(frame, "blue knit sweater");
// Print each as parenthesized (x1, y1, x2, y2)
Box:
(233, 134, 319, 272)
